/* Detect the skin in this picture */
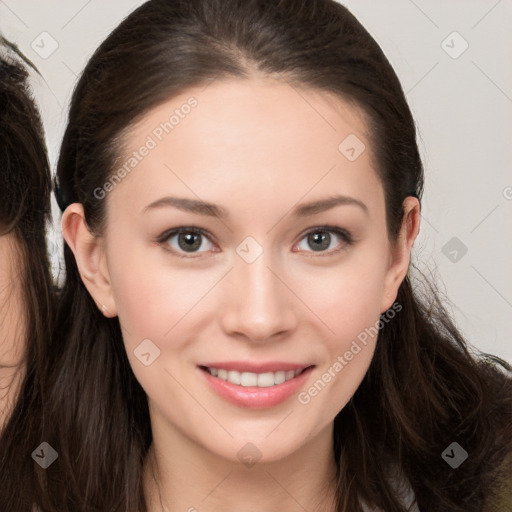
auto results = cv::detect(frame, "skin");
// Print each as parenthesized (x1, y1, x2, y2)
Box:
(62, 75, 420, 512)
(0, 232, 26, 431)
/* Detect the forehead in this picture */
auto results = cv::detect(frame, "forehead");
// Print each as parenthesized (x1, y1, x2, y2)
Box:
(127, 76, 371, 152)
(107, 77, 381, 219)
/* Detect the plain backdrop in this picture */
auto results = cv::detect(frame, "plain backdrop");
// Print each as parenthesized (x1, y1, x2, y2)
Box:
(1, 0, 510, 361)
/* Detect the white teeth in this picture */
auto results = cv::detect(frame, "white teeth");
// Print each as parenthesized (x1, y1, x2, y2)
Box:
(274, 371, 286, 385)
(257, 372, 275, 387)
(206, 367, 307, 387)
(240, 372, 258, 386)
(227, 370, 241, 385)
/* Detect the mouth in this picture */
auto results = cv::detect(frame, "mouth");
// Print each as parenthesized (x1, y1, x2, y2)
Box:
(198, 363, 315, 408)
(198, 365, 314, 388)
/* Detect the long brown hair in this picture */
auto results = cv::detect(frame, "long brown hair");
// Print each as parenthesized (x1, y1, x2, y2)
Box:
(0, 36, 56, 507)
(13, 1, 512, 510)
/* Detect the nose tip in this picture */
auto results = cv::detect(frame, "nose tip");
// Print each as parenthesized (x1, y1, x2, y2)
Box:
(219, 259, 297, 343)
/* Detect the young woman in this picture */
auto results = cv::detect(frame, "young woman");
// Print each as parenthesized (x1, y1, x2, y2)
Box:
(0, 37, 54, 431)
(14, 1, 512, 511)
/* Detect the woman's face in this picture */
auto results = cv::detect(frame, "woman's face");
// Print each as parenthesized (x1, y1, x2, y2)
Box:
(65, 76, 418, 463)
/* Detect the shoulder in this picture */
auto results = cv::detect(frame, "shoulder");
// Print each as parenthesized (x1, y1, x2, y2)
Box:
(359, 463, 421, 512)
(387, 467, 420, 512)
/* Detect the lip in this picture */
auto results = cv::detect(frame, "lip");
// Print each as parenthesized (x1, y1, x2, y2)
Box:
(197, 364, 315, 409)
(199, 361, 313, 373)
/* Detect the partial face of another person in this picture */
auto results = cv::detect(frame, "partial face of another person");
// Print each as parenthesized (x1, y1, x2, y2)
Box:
(65, 76, 418, 463)
(0, 232, 26, 428)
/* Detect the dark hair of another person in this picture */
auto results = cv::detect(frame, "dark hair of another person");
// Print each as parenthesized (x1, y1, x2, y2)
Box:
(0, 36, 55, 508)
(10, 1, 511, 511)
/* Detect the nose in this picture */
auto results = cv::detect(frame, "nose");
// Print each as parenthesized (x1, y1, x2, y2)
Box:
(219, 252, 298, 344)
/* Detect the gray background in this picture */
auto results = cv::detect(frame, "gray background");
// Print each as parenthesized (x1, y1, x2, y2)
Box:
(1, 0, 510, 361)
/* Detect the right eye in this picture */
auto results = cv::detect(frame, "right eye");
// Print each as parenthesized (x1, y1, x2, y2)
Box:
(157, 227, 218, 258)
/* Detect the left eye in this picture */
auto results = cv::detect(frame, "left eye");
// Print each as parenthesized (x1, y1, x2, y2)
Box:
(295, 227, 352, 254)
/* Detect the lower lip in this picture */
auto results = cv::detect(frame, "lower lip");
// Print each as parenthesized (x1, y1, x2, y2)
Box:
(198, 366, 315, 409)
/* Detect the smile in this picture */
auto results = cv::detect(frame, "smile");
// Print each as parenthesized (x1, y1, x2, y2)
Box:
(197, 364, 315, 408)
(201, 366, 310, 388)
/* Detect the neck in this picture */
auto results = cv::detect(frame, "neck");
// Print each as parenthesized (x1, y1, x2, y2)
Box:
(143, 414, 338, 512)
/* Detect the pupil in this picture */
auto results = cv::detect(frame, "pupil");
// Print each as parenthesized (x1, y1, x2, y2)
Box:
(309, 232, 330, 251)
(179, 232, 201, 251)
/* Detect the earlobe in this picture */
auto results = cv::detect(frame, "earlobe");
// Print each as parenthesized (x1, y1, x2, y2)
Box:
(380, 196, 420, 313)
(61, 203, 118, 317)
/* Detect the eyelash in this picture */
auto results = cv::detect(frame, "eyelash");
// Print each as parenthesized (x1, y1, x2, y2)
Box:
(155, 225, 354, 259)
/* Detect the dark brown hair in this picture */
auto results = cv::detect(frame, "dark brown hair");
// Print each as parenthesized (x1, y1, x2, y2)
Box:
(12, 1, 512, 510)
(0, 36, 55, 507)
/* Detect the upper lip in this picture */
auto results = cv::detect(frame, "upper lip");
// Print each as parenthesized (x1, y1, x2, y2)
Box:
(199, 361, 314, 373)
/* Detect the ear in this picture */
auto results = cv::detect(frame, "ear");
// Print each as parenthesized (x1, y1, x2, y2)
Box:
(380, 196, 420, 313)
(61, 203, 117, 317)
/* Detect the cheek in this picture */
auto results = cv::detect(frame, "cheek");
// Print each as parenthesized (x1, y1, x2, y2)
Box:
(296, 269, 385, 422)
(294, 247, 388, 409)
(108, 261, 190, 396)
(107, 248, 220, 379)
(110, 262, 196, 344)
(300, 249, 389, 340)
(107, 235, 204, 334)
(0, 279, 26, 367)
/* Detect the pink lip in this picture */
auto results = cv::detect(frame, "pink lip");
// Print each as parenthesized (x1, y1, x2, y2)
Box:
(197, 365, 315, 409)
(199, 361, 313, 373)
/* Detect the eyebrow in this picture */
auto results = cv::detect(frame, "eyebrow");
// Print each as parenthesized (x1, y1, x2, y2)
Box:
(141, 194, 368, 218)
